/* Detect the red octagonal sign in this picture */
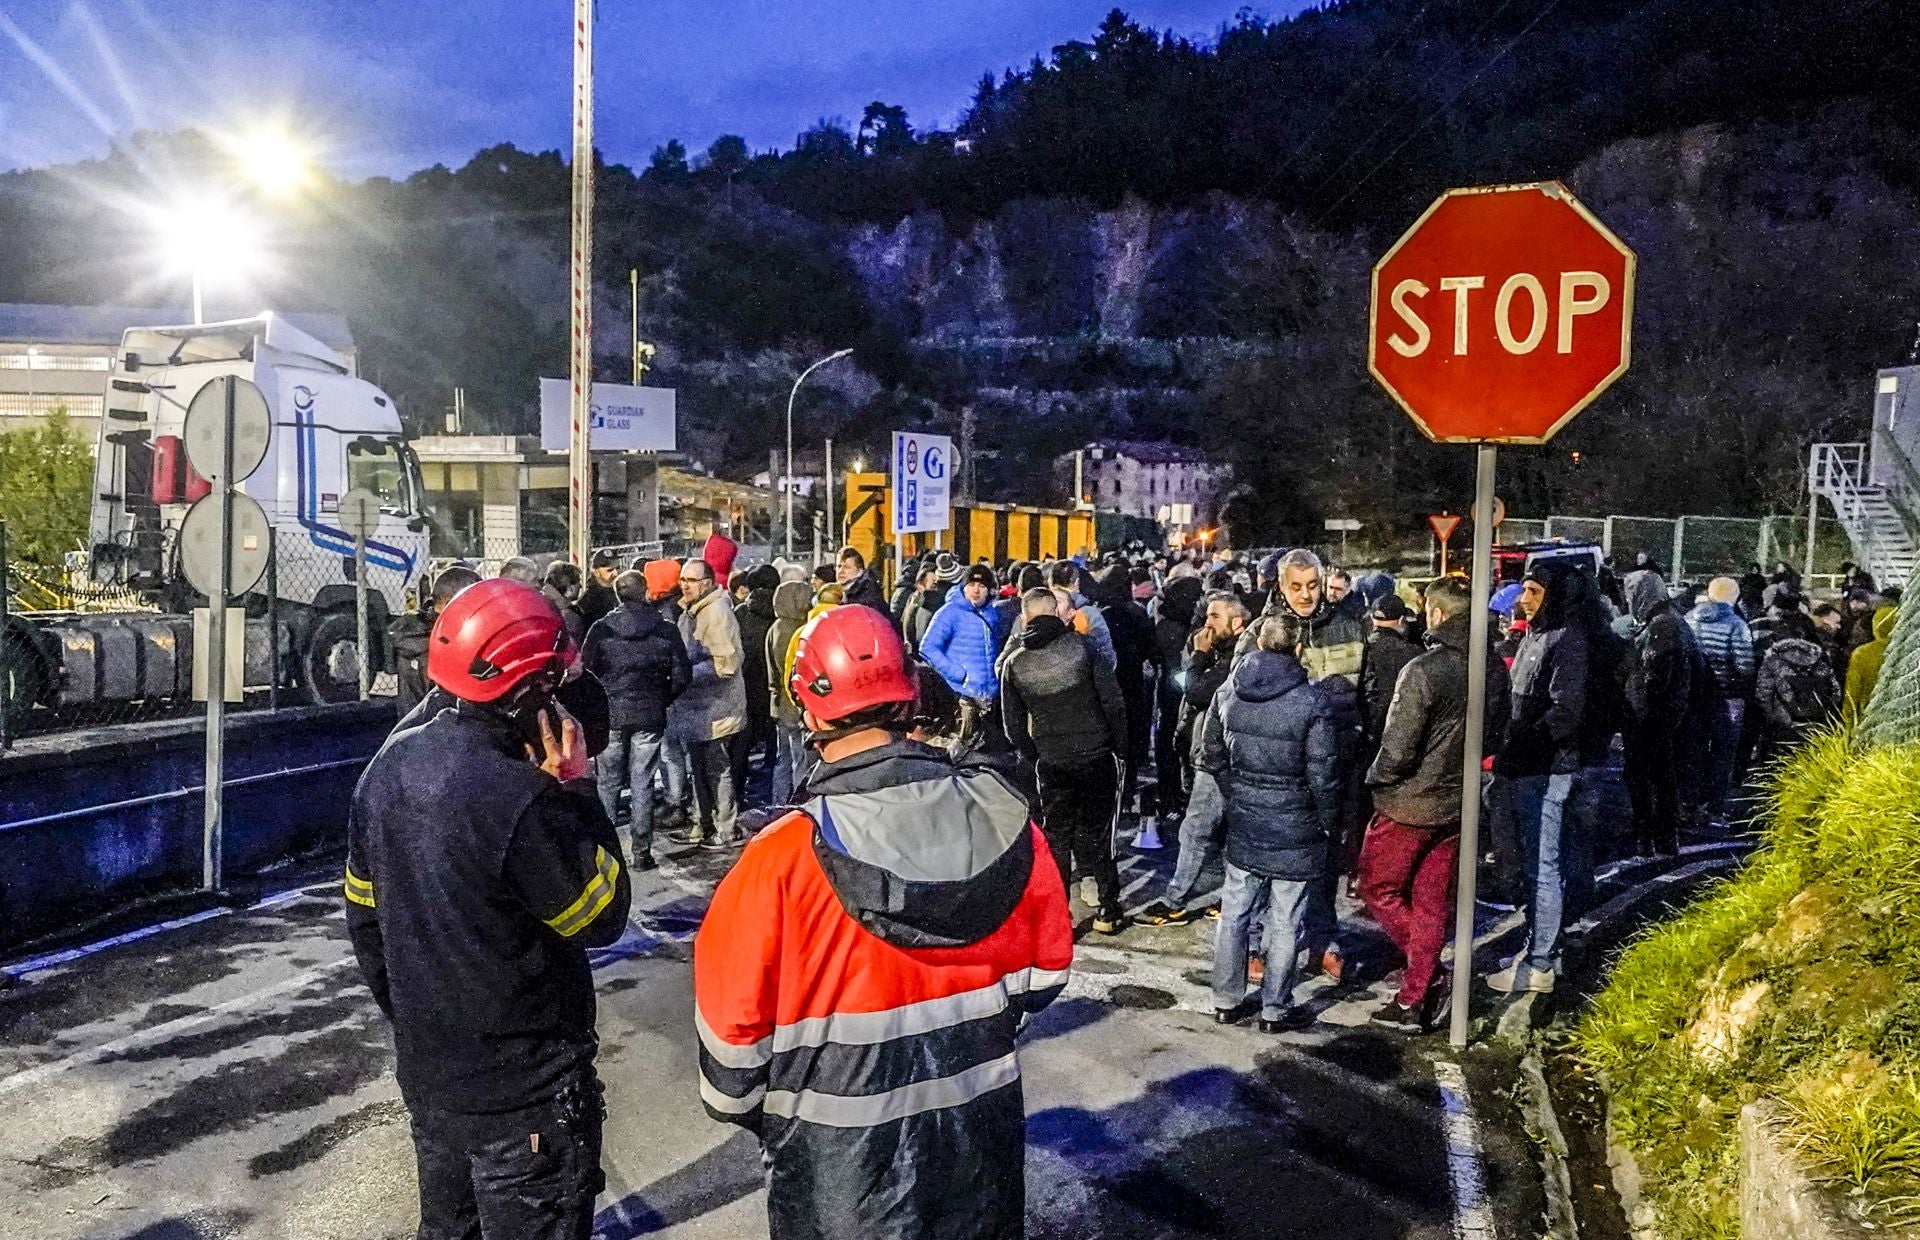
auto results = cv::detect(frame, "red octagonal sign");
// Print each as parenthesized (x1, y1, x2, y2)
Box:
(1369, 182, 1635, 444)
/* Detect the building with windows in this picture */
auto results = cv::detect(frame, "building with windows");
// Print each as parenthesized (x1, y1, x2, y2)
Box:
(1058, 440, 1230, 536)
(0, 303, 355, 443)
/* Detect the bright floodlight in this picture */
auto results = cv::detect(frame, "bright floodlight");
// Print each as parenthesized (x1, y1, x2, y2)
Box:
(153, 195, 264, 282)
(231, 125, 312, 197)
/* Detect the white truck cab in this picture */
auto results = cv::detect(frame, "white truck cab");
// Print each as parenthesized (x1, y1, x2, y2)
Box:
(84, 314, 429, 702)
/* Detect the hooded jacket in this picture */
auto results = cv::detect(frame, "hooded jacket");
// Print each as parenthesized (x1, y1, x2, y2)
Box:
(1153, 578, 1205, 706)
(1366, 615, 1512, 827)
(1756, 637, 1839, 736)
(999, 616, 1126, 766)
(1843, 604, 1898, 719)
(1623, 570, 1694, 730)
(921, 589, 1013, 702)
(693, 740, 1072, 1240)
(1498, 568, 1590, 778)
(1197, 650, 1340, 881)
(671, 587, 749, 742)
(767, 581, 814, 728)
(1687, 599, 1756, 699)
(581, 600, 692, 731)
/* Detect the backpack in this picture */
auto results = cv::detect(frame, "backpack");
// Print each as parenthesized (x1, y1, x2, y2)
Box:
(1774, 644, 1840, 726)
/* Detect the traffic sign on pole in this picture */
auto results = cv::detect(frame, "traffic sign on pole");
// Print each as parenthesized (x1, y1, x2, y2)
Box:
(1429, 512, 1461, 577)
(1368, 181, 1635, 445)
(1367, 182, 1636, 1048)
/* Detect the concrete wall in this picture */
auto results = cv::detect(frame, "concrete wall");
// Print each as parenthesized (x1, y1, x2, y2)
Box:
(0, 702, 394, 949)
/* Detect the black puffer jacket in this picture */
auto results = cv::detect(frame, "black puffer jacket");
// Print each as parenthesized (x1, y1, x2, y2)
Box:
(1498, 576, 1590, 778)
(736, 583, 778, 729)
(1366, 616, 1511, 827)
(999, 617, 1126, 766)
(581, 602, 693, 731)
(1360, 625, 1423, 741)
(1623, 570, 1694, 734)
(1198, 650, 1339, 881)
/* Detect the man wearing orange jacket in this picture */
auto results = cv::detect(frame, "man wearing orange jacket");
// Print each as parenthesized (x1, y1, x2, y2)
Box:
(693, 605, 1073, 1240)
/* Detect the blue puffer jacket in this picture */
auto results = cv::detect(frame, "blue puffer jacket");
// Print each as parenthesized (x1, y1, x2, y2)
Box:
(1198, 649, 1340, 881)
(920, 591, 1012, 701)
(1687, 600, 1756, 698)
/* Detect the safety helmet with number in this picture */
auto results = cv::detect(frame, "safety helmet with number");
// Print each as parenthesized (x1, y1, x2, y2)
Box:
(427, 577, 572, 704)
(790, 605, 917, 723)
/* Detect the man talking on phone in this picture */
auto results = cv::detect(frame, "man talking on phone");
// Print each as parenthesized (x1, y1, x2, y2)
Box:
(345, 577, 631, 1239)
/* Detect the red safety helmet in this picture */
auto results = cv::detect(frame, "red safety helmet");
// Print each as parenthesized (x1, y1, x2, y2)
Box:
(791, 605, 917, 724)
(427, 578, 571, 704)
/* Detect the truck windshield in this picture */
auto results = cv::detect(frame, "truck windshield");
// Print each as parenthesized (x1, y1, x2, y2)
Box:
(347, 437, 416, 515)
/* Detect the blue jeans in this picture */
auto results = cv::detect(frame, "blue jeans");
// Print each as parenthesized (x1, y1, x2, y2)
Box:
(1212, 861, 1313, 1020)
(770, 722, 810, 806)
(1166, 768, 1225, 906)
(1703, 699, 1746, 818)
(1511, 771, 1575, 978)
(661, 735, 690, 810)
(596, 727, 664, 856)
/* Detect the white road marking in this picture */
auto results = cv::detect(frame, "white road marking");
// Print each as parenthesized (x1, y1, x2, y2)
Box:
(0, 957, 356, 1100)
(1434, 1058, 1496, 1240)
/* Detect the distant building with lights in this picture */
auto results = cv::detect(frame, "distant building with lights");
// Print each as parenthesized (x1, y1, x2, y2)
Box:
(0, 302, 355, 444)
(1057, 440, 1230, 537)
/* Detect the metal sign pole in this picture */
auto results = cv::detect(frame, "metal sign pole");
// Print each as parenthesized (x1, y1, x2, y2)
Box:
(355, 532, 371, 701)
(566, 0, 596, 568)
(204, 378, 234, 894)
(1448, 443, 1498, 1048)
(824, 437, 834, 556)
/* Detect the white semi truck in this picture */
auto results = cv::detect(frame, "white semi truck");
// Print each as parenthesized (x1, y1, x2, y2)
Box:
(2, 314, 431, 724)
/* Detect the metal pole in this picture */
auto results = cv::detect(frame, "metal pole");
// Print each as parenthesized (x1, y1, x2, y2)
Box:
(1448, 443, 1498, 1049)
(204, 377, 235, 894)
(824, 437, 834, 558)
(630, 267, 640, 386)
(1439, 532, 1449, 577)
(355, 532, 371, 701)
(265, 528, 278, 712)
(785, 378, 796, 558)
(566, 0, 596, 568)
(1804, 461, 1819, 585)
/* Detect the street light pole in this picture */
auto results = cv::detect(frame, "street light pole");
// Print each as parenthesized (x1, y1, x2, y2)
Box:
(785, 348, 852, 557)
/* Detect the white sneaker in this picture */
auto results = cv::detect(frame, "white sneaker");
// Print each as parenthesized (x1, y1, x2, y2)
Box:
(1079, 877, 1100, 907)
(1485, 962, 1556, 994)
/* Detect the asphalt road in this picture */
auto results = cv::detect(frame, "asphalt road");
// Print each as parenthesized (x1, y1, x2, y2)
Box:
(0, 822, 1545, 1240)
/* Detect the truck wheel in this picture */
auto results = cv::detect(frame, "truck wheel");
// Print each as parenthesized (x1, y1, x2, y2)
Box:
(301, 610, 364, 705)
(1, 631, 46, 733)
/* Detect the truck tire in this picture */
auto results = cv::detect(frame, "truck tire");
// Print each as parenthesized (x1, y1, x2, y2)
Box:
(1, 629, 46, 734)
(300, 609, 365, 705)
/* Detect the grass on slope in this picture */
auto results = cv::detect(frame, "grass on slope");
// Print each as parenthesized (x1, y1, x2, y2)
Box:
(1573, 729, 1920, 1237)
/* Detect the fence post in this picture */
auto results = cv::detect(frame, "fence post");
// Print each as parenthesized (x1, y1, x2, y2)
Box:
(1602, 515, 1616, 557)
(1672, 517, 1686, 581)
(265, 528, 279, 712)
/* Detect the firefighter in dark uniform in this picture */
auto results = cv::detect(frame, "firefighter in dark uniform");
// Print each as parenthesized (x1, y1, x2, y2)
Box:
(345, 577, 631, 1240)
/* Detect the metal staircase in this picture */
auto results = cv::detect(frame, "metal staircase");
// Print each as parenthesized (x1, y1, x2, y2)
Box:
(1810, 441, 1920, 587)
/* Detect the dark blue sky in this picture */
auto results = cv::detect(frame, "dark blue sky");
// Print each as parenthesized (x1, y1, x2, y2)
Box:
(0, 1, 1307, 179)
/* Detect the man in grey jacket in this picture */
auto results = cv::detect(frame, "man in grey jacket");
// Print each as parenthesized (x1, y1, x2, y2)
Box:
(669, 558, 749, 849)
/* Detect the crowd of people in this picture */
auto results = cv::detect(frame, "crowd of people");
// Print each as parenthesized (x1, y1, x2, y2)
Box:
(356, 532, 1898, 1238)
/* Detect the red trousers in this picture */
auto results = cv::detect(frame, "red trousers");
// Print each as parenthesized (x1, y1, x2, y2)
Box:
(1356, 813, 1459, 1010)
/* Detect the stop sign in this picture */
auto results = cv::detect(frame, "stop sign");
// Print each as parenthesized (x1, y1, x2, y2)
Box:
(1368, 181, 1635, 444)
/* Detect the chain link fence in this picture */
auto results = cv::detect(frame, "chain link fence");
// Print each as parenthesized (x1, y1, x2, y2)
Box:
(1516, 513, 1857, 585)
(1859, 560, 1920, 747)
